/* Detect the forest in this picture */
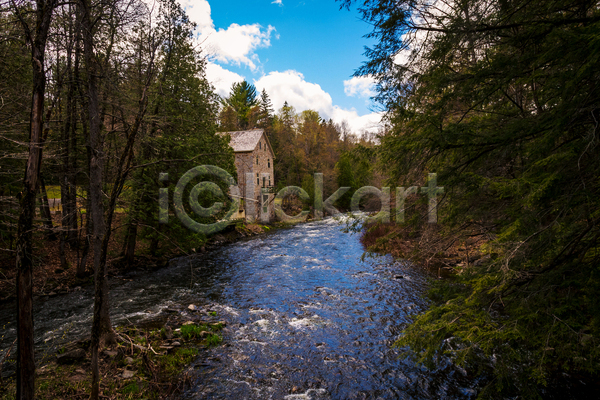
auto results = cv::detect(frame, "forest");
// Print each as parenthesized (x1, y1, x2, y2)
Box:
(0, 0, 375, 398)
(339, 0, 600, 397)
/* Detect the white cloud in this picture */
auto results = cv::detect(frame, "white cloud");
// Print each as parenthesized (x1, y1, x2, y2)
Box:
(178, 1, 381, 135)
(344, 76, 376, 98)
(255, 70, 333, 116)
(330, 107, 383, 136)
(178, 0, 276, 71)
(205, 62, 245, 98)
(203, 24, 276, 71)
(254, 70, 382, 135)
(178, 0, 213, 32)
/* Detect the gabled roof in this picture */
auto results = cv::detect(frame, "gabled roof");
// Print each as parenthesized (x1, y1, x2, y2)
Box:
(218, 129, 275, 157)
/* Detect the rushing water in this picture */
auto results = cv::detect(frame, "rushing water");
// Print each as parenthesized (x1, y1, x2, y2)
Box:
(0, 218, 476, 399)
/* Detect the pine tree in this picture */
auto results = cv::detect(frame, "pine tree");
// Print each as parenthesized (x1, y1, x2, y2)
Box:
(221, 80, 259, 130)
(258, 88, 274, 133)
(343, 0, 600, 395)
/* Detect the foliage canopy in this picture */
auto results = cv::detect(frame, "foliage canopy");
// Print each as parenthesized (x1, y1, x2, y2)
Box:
(341, 0, 600, 396)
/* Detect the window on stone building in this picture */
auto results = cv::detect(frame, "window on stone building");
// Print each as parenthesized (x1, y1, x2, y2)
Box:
(256, 156, 259, 165)
(256, 173, 259, 185)
(268, 159, 270, 168)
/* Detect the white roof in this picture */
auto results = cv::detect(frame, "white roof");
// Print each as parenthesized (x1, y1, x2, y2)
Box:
(219, 129, 274, 156)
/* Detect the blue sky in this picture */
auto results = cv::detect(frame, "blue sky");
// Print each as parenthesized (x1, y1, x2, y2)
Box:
(178, 0, 382, 134)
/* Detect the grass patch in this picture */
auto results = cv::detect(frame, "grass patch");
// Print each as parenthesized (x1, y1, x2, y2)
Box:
(180, 323, 210, 340)
(159, 347, 199, 377)
(178, 322, 224, 340)
(205, 333, 222, 347)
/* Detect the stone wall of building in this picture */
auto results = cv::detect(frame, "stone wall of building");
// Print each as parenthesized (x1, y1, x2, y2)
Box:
(231, 133, 275, 221)
(250, 135, 274, 200)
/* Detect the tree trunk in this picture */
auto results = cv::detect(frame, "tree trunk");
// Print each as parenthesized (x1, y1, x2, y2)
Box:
(59, 10, 79, 273)
(14, 1, 57, 398)
(75, 28, 88, 279)
(123, 221, 138, 265)
(59, 233, 68, 270)
(61, 12, 79, 248)
(78, 0, 113, 397)
(15, 192, 36, 400)
(38, 177, 56, 240)
(77, 192, 91, 277)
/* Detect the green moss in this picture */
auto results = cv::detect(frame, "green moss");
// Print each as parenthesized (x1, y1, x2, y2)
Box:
(180, 323, 210, 340)
(210, 322, 224, 331)
(205, 333, 222, 347)
(159, 347, 199, 377)
(120, 382, 141, 395)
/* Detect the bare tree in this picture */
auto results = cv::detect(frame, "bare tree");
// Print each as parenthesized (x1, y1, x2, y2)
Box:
(9, 0, 58, 398)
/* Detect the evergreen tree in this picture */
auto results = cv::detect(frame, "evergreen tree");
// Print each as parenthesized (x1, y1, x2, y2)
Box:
(258, 88, 274, 133)
(124, 0, 234, 261)
(220, 80, 259, 130)
(342, 0, 600, 395)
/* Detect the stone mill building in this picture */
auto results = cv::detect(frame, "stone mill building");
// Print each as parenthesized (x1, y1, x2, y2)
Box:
(219, 129, 275, 222)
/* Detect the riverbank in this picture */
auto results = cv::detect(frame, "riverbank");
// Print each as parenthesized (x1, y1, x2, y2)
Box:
(0, 218, 278, 303)
(359, 220, 488, 277)
(0, 218, 281, 398)
(0, 303, 227, 399)
(358, 220, 600, 399)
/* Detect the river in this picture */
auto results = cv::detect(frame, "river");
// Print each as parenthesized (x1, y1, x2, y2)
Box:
(0, 218, 476, 399)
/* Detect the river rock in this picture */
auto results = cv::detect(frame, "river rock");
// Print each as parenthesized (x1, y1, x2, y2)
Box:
(188, 304, 197, 311)
(57, 348, 86, 364)
(125, 357, 134, 365)
(103, 349, 118, 358)
(122, 369, 136, 379)
(163, 325, 173, 339)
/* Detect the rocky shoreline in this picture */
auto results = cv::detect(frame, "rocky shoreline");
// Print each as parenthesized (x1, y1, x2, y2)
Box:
(0, 221, 285, 398)
(1, 302, 229, 399)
